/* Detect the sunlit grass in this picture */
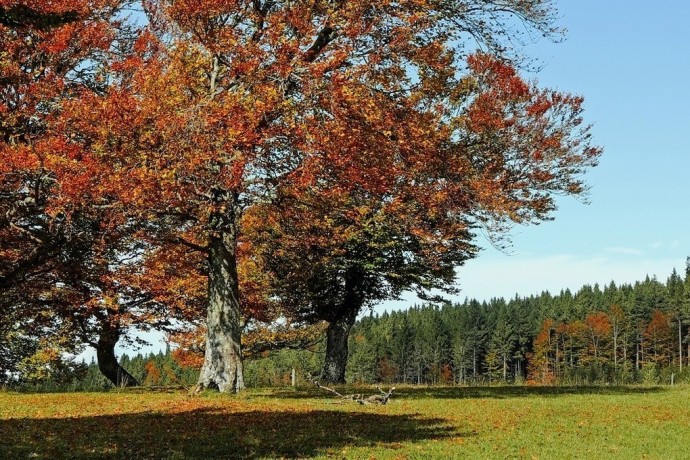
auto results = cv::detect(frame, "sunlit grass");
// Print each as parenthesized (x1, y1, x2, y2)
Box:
(1, 384, 688, 459)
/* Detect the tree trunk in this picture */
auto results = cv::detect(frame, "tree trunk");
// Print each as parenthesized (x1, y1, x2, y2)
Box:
(472, 347, 477, 379)
(96, 329, 139, 387)
(321, 312, 357, 384)
(613, 332, 618, 368)
(678, 319, 683, 371)
(196, 219, 244, 393)
(502, 354, 507, 381)
(319, 269, 364, 384)
(552, 342, 557, 378)
(641, 342, 645, 367)
(623, 333, 627, 369)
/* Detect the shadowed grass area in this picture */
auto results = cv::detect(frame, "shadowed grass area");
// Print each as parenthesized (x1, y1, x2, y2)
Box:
(0, 407, 456, 459)
(1, 385, 688, 459)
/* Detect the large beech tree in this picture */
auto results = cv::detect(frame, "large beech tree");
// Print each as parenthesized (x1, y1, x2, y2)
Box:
(57, 0, 598, 392)
(251, 54, 601, 383)
(0, 0, 171, 386)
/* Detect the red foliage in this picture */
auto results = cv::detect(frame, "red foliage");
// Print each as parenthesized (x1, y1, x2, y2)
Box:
(378, 356, 400, 384)
(2, 1, 600, 390)
(584, 312, 611, 361)
(143, 360, 162, 386)
(644, 310, 672, 365)
(170, 328, 206, 369)
(527, 319, 557, 385)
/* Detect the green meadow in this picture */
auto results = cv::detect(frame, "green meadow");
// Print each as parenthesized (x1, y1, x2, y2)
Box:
(1, 385, 688, 459)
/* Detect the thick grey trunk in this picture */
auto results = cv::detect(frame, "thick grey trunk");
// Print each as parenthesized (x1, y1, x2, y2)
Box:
(321, 314, 356, 384)
(96, 330, 139, 387)
(196, 226, 244, 393)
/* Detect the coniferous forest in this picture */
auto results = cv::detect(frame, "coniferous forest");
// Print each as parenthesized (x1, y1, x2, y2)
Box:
(20, 263, 690, 391)
(343, 267, 690, 387)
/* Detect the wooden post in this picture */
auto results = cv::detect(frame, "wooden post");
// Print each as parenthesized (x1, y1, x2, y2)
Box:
(291, 368, 296, 387)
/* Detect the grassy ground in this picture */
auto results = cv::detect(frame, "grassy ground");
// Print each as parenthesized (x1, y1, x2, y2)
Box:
(0, 384, 688, 459)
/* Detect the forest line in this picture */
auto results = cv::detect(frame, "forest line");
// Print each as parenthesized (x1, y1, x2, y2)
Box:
(17, 264, 690, 392)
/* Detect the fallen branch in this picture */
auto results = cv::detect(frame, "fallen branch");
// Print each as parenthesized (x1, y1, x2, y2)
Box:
(364, 385, 396, 405)
(306, 374, 395, 405)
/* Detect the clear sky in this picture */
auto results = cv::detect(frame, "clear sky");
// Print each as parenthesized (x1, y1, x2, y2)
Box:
(105, 1, 690, 358)
(382, 0, 690, 310)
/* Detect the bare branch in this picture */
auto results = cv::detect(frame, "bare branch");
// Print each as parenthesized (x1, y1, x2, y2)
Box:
(306, 373, 394, 405)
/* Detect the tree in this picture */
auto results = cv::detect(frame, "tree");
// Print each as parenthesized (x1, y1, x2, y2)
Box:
(347, 331, 377, 384)
(584, 312, 611, 365)
(644, 310, 672, 367)
(47, 0, 599, 391)
(488, 304, 515, 382)
(527, 319, 556, 385)
(390, 313, 415, 383)
(666, 268, 685, 370)
(509, 297, 537, 381)
(143, 360, 162, 386)
(0, 0, 155, 386)
(684, 258, 690, 367)
(251, 49, 600, 382)
(609, 303, 625, 370)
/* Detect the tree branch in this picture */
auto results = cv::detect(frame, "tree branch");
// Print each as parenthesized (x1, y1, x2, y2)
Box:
(306, 373, 395, 405)
(167, 236, 209, 253)
(303, 25, 335, 63)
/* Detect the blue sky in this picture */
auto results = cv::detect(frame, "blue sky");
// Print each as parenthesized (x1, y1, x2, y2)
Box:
(383, 0, 690, 308)
(105, 1, 690, 357)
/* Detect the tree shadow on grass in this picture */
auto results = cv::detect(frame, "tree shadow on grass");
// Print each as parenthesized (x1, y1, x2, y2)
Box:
(271, 384, 668, 401)
(0, 408, 459, 459)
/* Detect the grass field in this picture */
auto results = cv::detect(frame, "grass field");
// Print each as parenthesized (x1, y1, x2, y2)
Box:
(1, 385, 688, 459)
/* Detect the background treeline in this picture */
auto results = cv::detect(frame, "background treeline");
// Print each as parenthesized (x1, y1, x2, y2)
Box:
(13, 265, 690, 391)
(15, 346, 323, 392)
(251, 265, 690, 387)
(16, 346, 198, 393)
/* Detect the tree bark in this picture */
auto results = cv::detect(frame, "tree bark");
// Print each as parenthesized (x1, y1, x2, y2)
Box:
(321, 312, 357, 384)
(96, 329, 139, 387)
(319, 268, 364, 384)
(196, 227, 244, 393)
